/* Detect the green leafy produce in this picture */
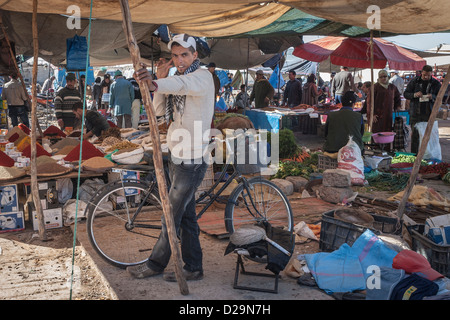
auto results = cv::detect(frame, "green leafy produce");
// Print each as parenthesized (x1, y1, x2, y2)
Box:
(365, 171, 410, 192)
(391, 154, 427, 166)
(277, 129, 300, 159)
(273, 152, 320, 179)
(443, 170, 450, 184)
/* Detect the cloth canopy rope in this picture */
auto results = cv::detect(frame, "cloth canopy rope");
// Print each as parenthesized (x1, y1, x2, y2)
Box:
(69, 0, 93, 300)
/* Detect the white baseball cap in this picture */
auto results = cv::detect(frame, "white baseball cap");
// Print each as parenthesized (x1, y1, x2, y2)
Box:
(168, 34, 196, 51)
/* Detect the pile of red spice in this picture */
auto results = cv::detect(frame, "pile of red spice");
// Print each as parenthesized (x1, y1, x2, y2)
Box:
(0, 150, 15, 167)
(64, 141, 104, 162)
(22, 143, 51, 158)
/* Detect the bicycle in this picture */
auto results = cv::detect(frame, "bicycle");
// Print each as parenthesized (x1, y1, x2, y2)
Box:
(85, 133, 294, 269)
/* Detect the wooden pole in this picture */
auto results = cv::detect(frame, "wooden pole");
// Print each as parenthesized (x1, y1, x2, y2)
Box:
(0, 18, 43, 137)
(396, 65, 450, 219)
(118, 0, 189, 295)
(369, 30, 375, 132)
(30, 0, 47, 240)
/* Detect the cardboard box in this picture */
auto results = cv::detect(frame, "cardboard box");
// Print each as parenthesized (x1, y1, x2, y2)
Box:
(32, 207, 63, 231)
(107, 169, 142, 196)
(0, 211, 25, 233)
(24, 180, 59, 209)
(425, 214, 450, 245)
(0, 184, 19, 214)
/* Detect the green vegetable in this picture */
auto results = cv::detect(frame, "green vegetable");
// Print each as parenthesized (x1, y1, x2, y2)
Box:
(443, 169, 450, 184)
(365, 171, 410, 192)
(391, 155, 427, 166)
(273, 151, 320, 179)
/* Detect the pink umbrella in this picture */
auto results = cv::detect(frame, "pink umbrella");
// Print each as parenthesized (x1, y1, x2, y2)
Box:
(293, 36, 426, 71)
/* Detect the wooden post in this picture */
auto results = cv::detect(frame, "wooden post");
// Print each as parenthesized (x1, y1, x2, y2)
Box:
(118, 0, 189, 295)
(369, 30, 375, 132)
(29, 0, 47, 240)
(396, 65, 450, 219)
(0, 18, 43, 137)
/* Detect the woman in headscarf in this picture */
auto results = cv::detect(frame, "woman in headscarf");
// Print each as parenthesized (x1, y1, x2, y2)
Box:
(366, 69, 402, 133)
(301, 73, 322, 106)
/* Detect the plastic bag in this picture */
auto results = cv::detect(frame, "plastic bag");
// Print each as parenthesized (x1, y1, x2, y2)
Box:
(56, 178, 73, 204)
(415, 121, 442, 161)
(337, 136, 365, 185)
(62, 199, 87, 226)
(66, 35, 89, 71)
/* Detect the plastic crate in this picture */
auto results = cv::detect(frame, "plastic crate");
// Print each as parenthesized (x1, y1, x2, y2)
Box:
(318, 154, 338, 170)
(409, 224, 450, 278)
(319, 209, 402, 252)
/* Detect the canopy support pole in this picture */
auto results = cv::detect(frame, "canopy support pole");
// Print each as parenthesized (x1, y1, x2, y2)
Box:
(118, 0, 189, 296)
(369, 30, 375, 132)
(396, 65, 450, 219)
(30, 0, 47, 240)
(244, 37, 250, 115)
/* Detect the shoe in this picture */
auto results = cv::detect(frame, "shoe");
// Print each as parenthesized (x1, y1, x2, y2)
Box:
(127, 262, 162, 279)
(163, 269, 204, 282)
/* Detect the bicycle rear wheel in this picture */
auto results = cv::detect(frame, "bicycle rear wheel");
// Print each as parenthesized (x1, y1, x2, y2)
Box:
(224, 177, 294, 234)
(86, 181, 162, 269)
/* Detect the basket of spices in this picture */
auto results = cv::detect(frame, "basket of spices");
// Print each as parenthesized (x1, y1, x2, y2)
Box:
(33, 161, 72, 177)
(0, 166, 26, 181)
(111, 146, 144, 165)
(81, 156, 115, 173)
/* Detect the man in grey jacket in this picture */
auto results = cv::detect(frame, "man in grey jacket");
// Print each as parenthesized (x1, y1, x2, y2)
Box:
(331, 66, 358, 104)
(128, 34, 214, 282)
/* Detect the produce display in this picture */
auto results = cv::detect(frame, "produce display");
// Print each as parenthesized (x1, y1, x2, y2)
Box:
(419, 162, 450, 178)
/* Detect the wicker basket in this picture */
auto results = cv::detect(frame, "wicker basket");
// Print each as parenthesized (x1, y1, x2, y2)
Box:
(318, 154, 338, 170)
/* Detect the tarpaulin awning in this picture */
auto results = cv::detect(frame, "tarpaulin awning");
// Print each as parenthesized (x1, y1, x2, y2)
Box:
(293, 36, 427, 70)
(2, 1, 450, 36)
(1, 1, 450, 68)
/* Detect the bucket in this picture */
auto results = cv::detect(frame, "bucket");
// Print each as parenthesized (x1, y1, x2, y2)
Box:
(372, 132, 395, 144)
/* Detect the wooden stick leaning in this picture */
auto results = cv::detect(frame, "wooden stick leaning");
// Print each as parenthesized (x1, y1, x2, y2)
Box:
(369, 30, 375, 132)
(118, 0, 189, 295)
(30, 0, 47, 240)
(396, 65, 450, 219)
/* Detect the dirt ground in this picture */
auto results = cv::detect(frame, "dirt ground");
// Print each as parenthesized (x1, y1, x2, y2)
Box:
(0, 118, 449, 301)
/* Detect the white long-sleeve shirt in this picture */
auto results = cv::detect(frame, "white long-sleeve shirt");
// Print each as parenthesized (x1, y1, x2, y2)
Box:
(389, 75, 405, 95)
(153, 68, 214, 161)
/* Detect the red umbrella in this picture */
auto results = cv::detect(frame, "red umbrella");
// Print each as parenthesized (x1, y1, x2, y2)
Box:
(293, 36, 426, 71)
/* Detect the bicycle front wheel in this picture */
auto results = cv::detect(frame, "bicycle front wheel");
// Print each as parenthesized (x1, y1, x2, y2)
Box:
(224, 177, 294, 234)
(86, 181, 162, 269)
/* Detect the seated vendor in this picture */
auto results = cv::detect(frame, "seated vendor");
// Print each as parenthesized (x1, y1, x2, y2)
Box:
(323, 91, 364, 154)
(72, 102, 110, 140)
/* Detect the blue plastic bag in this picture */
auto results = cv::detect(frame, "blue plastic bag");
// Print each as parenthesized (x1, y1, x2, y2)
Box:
(66, 35, 90, 71)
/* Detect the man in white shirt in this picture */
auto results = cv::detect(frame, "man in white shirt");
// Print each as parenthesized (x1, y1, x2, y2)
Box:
(1, 73, 30, 128)
(128, 34, 214, 282)
(389, 70, 405, 96)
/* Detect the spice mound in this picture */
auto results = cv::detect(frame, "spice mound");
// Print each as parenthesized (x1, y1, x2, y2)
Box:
(36, 162, 71, 176)
(105, 141, 140, 153)
(0, 166, 26, 181)
(82, 156, 115, 172)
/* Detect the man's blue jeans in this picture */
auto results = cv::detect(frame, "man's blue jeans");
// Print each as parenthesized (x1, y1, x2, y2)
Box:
(8, 105, 30, 128)
(147, 159, 208, 273)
